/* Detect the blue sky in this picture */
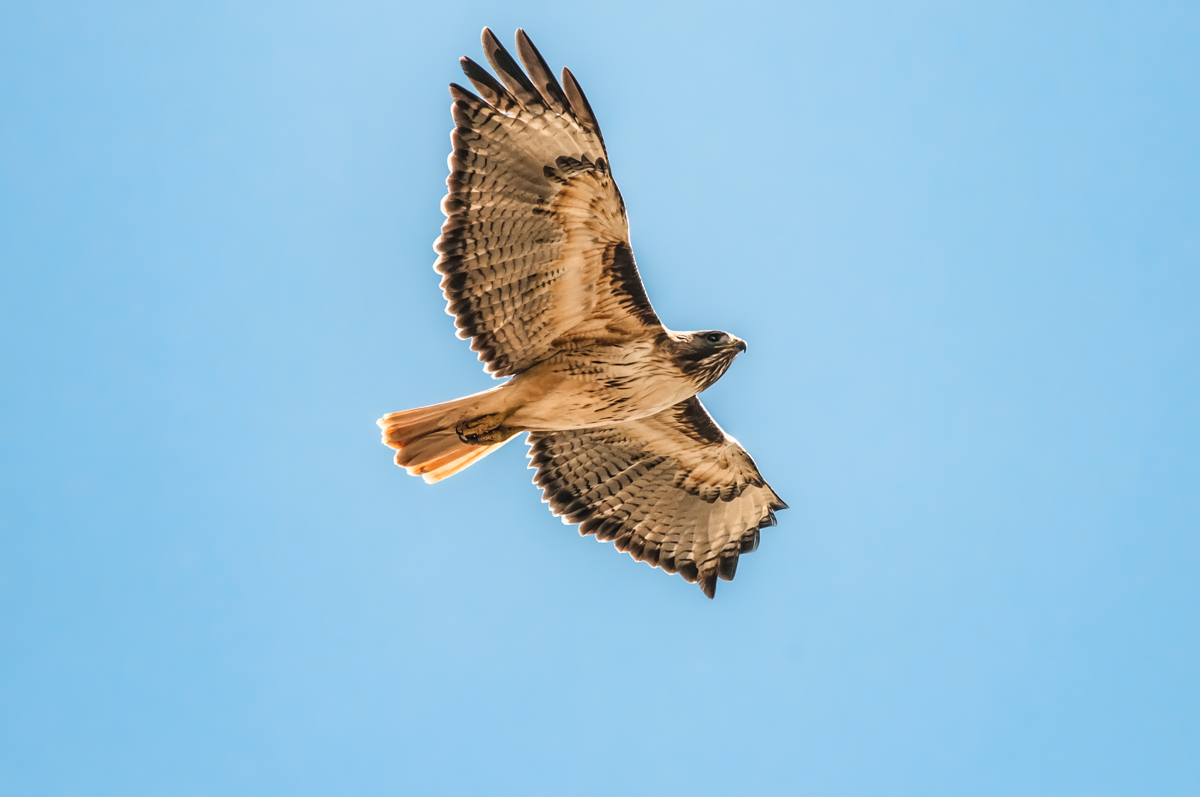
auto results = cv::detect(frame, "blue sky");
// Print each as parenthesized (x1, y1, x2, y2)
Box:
(2, 1, 1197, 794)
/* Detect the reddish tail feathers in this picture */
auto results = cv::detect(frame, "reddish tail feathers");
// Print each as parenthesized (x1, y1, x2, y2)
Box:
(378, 395, 512, 483)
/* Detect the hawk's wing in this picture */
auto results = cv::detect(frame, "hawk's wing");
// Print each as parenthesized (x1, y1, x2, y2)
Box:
(528, 397, 787, 598)
(436, 28, 664, 378)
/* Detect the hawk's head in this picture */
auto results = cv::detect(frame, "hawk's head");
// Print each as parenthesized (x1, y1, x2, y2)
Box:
(673, 330, 747, 391)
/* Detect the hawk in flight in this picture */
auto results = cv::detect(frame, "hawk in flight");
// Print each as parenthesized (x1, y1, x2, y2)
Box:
(379, 29, 786, 598)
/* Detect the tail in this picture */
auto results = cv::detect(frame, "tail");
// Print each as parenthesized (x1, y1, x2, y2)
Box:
(377, 391, 514, 483)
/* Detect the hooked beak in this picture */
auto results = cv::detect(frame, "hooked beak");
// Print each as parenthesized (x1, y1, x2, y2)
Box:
(735, 338, 747, 353)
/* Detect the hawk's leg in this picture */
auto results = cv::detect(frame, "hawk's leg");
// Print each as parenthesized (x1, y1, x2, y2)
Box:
(456, 413, 519, 445)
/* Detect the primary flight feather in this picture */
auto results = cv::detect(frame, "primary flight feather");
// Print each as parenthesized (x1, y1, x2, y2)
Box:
(379, 28, 786, 598)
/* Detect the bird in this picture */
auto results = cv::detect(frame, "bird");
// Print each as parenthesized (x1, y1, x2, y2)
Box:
(378, 28, 786, 598)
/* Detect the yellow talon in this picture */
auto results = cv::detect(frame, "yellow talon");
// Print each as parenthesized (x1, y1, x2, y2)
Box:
(456, 413, 516, 445)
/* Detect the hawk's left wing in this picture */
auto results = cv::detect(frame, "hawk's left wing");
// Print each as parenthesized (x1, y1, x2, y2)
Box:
(528, 398, 787, 598)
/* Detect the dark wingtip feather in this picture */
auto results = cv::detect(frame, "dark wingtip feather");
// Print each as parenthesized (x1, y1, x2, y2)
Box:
(514, 29, 568, 113)
(699, 572, 717, 599)
(561, 66, 605, 147)
(740, 528, 760, 554)
(678, 560, 699, 583)
(448, 82, 481, 105)
(459, 57, 512, 109)
(718, 553, 739, 582)
(480, 27, 542, 108)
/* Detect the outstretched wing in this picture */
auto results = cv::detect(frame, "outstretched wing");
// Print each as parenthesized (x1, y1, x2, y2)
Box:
(527, 397, 787, 598)
(436, 28, 664, 378)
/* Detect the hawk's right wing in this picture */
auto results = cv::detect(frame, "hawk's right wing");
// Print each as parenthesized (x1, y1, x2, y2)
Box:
(436, 28, 666, 378)
(527, 398, 787, 598)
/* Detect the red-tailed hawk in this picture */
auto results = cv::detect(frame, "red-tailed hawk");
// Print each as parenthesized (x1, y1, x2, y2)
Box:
(379, 28, 786, 598)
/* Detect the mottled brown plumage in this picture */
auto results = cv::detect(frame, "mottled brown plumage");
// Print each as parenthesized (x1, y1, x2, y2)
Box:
(379, 28, 786, 597)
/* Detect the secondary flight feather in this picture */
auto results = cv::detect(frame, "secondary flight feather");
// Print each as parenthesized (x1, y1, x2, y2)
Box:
(379, 28, 786, 598)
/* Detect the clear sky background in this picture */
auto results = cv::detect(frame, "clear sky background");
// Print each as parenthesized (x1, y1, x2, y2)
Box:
(2, 1, 1197, 795)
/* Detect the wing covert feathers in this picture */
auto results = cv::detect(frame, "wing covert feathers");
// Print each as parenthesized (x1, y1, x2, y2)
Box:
(527, 398, 787, 598)
(436, 29, 662, 378)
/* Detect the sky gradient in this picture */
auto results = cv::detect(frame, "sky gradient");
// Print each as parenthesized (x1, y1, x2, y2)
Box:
(2, 1, 1198, 794)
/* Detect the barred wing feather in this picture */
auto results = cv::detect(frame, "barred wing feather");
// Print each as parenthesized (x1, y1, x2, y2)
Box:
(436, 28, 664, 378)
(527, 397, 787, 598)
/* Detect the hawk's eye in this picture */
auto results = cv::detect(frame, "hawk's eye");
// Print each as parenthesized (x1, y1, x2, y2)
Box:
(704, 333, 722, 344)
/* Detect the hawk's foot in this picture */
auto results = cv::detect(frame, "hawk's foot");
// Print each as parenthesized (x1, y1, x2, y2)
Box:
(456, 413, 516, 445)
